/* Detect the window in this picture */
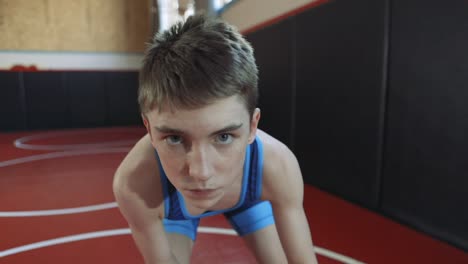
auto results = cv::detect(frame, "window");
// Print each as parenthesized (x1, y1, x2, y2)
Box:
(213, 0, 233, 11)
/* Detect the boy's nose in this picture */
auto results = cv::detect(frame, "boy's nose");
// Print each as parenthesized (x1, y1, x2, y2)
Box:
(187, 146, 212, 181)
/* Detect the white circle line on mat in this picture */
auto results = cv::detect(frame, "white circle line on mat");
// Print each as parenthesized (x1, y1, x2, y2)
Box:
(14, 139, 137, 151)
(0, 202, 118, 217)
(0, 147, 130, 168)
(13, 128, 141, 151)
(0, 228, 366, 263)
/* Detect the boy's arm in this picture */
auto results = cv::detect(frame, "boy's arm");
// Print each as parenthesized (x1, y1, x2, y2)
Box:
(261, 135, 318, 263)
(114, 186, 178, 264)
(268, 159, 317, 263)
(113, 134, 180, 264)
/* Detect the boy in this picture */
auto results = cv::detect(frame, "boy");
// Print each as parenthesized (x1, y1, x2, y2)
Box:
(113, 14, 318, 263)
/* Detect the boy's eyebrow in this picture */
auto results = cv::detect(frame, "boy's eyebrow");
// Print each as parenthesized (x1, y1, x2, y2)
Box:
(209, 123, 243, 136)
(154, 123, 243, 135)
(154, 125, 185, 135)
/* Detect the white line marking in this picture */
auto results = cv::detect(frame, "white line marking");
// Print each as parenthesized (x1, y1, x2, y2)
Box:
(0, 227, 366, 263)
(197, 226, 238, 236)
(0, 148, 130, 168)
(0, 202, 118, 217)
(13, 130, 139, 151)
(14, 140, 136, 151)
(13, 131, 138, 150)
(314, 247, 366, 264)
(0, 228, 131, 258)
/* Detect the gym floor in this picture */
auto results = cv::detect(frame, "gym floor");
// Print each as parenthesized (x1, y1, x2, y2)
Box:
(0, 127, 466, 264)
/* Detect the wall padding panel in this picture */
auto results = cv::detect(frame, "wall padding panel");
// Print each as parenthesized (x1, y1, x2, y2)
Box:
(0, 72, 27, 131)
(1, 71, 140, 131)
(246, 18, 295, 148)
(294, 0, 388, 208)
(106, 72, 140, 126)
(382, 0, 468, 251)
(66, 72, 107, 128)
(24, 72, 69, 130)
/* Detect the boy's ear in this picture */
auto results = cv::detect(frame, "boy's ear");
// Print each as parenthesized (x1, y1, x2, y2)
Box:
(142, 114, 154, 141)
(142, 114, 151, 133)
(249, 108, 261, 143)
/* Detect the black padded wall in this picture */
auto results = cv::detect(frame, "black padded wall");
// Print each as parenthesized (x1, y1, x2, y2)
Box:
(0, 72, 27, 131)
(382, 0, 468, 250)
(66, 72, 107, 128)
(246, 18, 295, 148)
(106, 72, 140, 126)
(294, 0, 388, 208)
(0, 71, 140, 132)
(24, 72, 69, 130)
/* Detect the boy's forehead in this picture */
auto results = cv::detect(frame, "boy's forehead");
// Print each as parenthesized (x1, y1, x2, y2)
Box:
(153, 96, 246, 115)
(148, 96, 249, 128)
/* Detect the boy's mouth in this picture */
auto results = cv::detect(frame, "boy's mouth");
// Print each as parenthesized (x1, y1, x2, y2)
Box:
(185, 188, 219, 199)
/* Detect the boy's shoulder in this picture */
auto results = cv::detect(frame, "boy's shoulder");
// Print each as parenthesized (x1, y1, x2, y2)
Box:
(257, 129, 304, 203)
(257, 129, 295, 165)
(257, 130, 303, 204)
(113, 134, 165, 218)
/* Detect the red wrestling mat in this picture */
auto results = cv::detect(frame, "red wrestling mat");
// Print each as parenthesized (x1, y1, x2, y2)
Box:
(0, 127, 466, 263)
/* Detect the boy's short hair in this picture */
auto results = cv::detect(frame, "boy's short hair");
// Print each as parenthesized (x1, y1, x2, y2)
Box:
(138, 14, 258, 116)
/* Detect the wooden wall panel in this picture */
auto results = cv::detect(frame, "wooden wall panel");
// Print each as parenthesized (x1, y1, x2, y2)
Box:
(0, 0, 151, 52)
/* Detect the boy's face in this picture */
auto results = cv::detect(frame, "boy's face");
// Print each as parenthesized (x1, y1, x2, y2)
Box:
(143, 95, 260, 211)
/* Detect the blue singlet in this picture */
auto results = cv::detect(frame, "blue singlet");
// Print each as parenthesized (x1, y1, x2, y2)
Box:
(155, 136, 275, 240)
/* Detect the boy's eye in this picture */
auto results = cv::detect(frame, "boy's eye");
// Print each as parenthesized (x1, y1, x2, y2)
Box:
(216, 133, 233, 144)
(166, 135, 182, 145)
